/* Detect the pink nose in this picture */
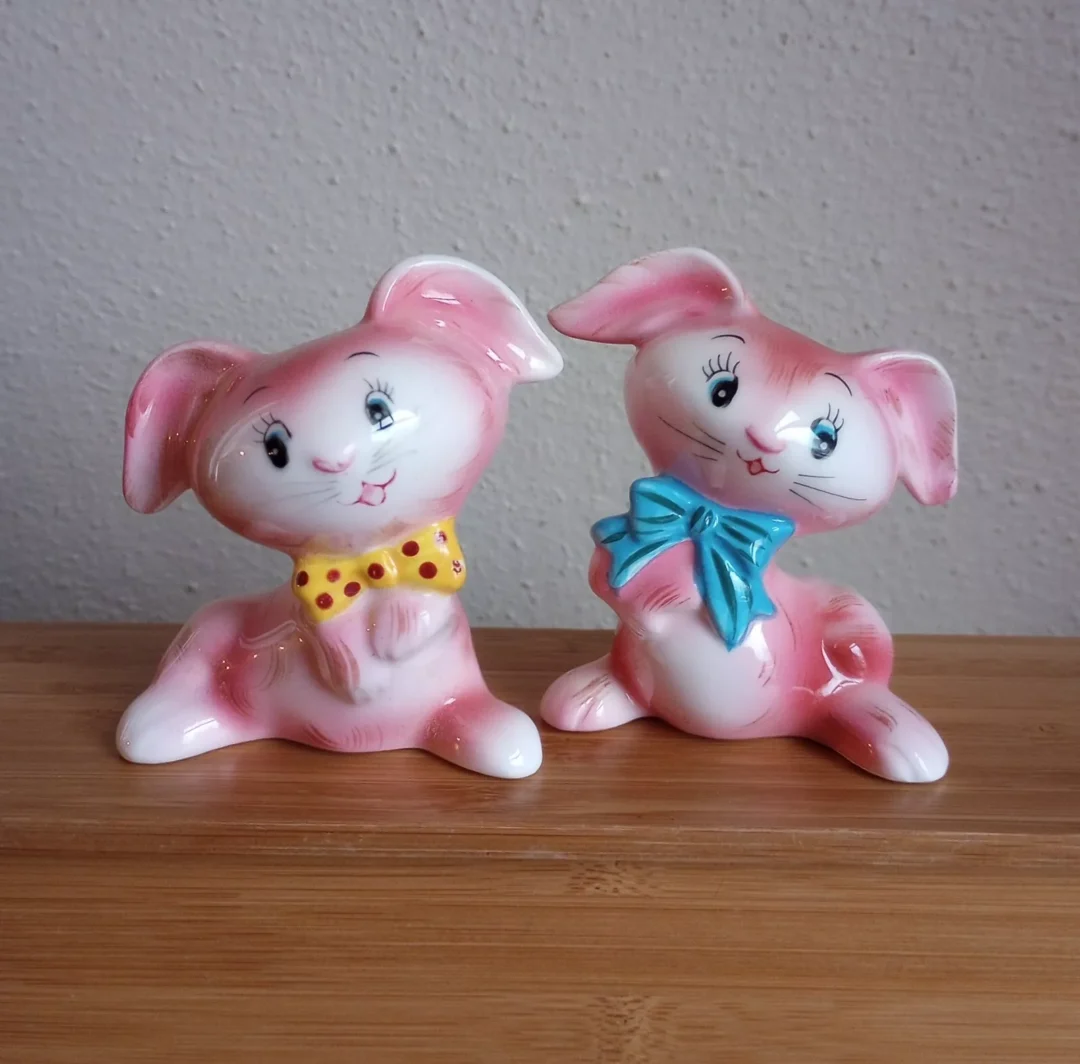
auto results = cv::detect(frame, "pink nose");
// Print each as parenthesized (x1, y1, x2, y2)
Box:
(744, 425, 784, 455)
(312, 455, 354, 474)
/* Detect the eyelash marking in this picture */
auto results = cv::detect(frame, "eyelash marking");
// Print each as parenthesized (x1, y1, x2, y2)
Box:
(702, 351, 741, 379)
(820, 404, 844, 432)
(253, 412, 292, 440)
(365, 378, 394, 401)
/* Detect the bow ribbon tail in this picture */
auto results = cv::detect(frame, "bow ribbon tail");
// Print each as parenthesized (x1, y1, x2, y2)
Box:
(695, 538, 778, 651)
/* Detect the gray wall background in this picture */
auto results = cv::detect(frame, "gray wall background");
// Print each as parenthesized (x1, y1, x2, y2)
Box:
(3, 0, 1078, 634)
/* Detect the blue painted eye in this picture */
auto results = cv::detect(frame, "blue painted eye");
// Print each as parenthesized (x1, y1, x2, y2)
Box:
(365, 393, 394, 429)
(708, 372, 738, 408)
(810, 417, 838, 459)
(262, 429, 290, 469)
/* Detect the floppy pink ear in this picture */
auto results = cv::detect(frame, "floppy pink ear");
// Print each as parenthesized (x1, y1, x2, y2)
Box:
(364, 255, 562, 384)
(859, 350, 958, 506)
(548, 247, 752, 346)
(123, 341, 251, 514)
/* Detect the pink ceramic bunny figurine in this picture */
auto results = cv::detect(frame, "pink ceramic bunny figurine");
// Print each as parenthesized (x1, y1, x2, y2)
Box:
(541, 248, 957, 783)
(119, 255, 562, 777)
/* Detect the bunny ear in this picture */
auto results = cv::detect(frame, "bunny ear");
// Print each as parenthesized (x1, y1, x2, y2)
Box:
(858, 350, 959, 506)
(124, 341, 251, 514)
(364, 255, 563, 384)
(548, 247, 752, 346)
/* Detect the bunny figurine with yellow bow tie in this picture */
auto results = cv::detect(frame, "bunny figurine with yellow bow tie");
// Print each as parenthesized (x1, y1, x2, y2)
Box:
(119, 256, 562, 777)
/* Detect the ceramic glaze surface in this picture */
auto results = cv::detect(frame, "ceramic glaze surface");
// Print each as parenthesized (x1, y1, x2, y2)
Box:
(541, 248, 957, 783)
(119, 255, 562, 778)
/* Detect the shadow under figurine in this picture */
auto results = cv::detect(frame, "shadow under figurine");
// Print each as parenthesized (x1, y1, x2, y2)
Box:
(119, 255, 562, 778)
(541, 248, 957, 783)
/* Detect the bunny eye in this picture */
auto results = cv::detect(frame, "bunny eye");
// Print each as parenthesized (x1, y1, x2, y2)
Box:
(255, 416, 291, 470)
(703, 352, 740, 409)
(264, 431, 289, 469)
(810, 407, 844, 460)
(365, 387, 394, 430)
(708, 373, 738, 408)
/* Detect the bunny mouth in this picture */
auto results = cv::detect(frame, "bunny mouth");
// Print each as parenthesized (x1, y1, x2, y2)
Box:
(736, 450, 779, 477)
(352, 471, 397, 506)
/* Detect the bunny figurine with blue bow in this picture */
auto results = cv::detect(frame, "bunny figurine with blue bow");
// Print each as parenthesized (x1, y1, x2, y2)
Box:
(541, 248, 958, 783)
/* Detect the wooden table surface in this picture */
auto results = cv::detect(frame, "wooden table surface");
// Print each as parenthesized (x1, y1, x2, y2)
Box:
(1, 624, 1078, 1062)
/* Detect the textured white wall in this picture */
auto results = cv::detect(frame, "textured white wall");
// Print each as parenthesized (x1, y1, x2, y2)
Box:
(2, 0, 1078, 633)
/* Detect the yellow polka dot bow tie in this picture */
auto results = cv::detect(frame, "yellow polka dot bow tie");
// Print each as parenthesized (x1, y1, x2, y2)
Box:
(291, 520, 466, 623)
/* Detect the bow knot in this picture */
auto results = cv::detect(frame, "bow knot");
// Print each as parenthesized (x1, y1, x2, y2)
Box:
(689, 506, 717, 536)
(592, 476, 794, 650)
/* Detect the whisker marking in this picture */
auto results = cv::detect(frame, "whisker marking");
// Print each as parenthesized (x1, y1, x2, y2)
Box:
(789, 488, 824, 510)
(793, 481, 867, 502)
(657, 416, 724, 455)
(693, 423, 728, 448)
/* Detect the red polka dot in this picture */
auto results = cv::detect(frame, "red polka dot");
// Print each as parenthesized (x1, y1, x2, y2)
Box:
(452, 559, 463, 574)
(367, 562, 385, 579)
(344, 582, 361, 597)
(402, 540, 420, 557)
(419, 561, 438, 580)
(435, 530, 447, 544)
(316, 592, 333, 610)
(326, 569, 340, 583)
(295, 571, 309, 587)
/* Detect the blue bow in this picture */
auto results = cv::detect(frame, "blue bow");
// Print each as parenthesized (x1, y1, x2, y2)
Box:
(592, 475, 795, 650)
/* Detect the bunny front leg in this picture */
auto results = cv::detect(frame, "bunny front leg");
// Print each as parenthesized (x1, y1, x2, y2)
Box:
(304, 591, 457, 705)
(305, 614, 393, 707)
(367, 590, 457, 662)
(541, 545, 700, 732)
(587, 543, 701, 637)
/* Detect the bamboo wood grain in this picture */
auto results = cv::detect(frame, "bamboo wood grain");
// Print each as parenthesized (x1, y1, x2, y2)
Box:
(1, 624, 1079, 1062)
